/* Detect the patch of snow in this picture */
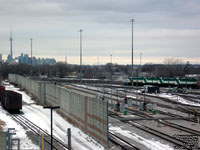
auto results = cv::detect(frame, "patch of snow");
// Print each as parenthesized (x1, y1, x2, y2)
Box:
(4, 84, 104, 150)
(0, 107, 40, 149)
(127, 95, 136, 99)
(109, 126, 173, 150)
(157, 93, 200, 107)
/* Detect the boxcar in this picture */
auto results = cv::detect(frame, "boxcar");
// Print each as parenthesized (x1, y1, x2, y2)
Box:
(0, 85, 5, 102)
(1, 90, 22, 112)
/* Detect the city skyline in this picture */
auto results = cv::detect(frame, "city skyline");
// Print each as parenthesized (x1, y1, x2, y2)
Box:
(0, 0, 200, 65)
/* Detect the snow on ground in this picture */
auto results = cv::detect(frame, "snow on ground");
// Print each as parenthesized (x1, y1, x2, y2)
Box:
(0, 106, 40, 149)
(127, 95, 136, 99)
(109, 125, 173, 150)
(152, 93, 200, 107)
(4, 84, 104, 150)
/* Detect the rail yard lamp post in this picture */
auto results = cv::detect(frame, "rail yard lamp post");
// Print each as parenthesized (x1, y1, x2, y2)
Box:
(43, 106, 60, 150)
(30, 38, 33, 76)
(110, 54, 113, 106)
(110, 54, 112, 83)
(97, 57, 99, 79)
(130, 19, 134, 89)
(79, 29, 83, 84)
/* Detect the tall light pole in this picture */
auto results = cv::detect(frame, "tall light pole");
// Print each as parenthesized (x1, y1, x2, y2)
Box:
(30, 38, 33, 76)
(79, 29, 83, 84)
(140, 52, 142, 66)
(65, 54, 67, 64)
(43, 106, 60, 150)
(110, 54, 112, 81)
(130, 19, 134, 88)
(97, 57, 99, 79)
(110, 54, 113, 106)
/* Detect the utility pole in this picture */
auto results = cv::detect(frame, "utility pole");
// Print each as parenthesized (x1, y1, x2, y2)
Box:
(130, 19, 134, 88)
(79, 29, 83, 84)
(30, 38, 33, 76)
(97, 57, 99, 79)
(65, 55, 67, 64)
(110, 54, 113, 106)
(140, 53, 142, 66)
(43, 106, 60, 150)
(110, 54, 112, 83)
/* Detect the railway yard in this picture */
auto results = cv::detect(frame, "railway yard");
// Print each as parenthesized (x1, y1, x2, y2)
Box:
(64, 83, 200, 150)
(0, 79, 200, 150)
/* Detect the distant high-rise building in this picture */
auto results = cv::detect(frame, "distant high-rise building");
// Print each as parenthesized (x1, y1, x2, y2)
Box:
(6, 54, 12, 63)
(0, 53, 2, 62)
(16, 53, 56, 65)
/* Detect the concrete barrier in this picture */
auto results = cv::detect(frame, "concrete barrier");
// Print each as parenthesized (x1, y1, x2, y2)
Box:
(8, 74, 109, 148)
(0, 131, 6, 150)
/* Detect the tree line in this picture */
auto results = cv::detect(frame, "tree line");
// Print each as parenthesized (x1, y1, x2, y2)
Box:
(1, 58, 200, 79)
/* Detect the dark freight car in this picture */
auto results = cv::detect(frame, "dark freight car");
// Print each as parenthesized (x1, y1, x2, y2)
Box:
(1, 90, 22, 113)
(147, 86, 160, 93)
(0, 85, 5, 102)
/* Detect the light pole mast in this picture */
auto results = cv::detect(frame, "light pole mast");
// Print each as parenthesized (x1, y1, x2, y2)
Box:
(43, 106, 60, 150)
(130, 19, 134, 87)
(79, 29, 83, 84)
(110, 54, 113, 105)
(65, 55, 67, 64)
(97, 57, 99, 79)
(30, 38, 33, 75)
(110, 54, 112, 81)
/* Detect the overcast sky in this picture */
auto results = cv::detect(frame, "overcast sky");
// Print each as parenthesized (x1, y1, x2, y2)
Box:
(0, 0, 200, 64)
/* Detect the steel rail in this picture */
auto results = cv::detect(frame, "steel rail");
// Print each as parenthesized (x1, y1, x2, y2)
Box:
(109, 132, 140, 150)
(12, 114, 68, 150)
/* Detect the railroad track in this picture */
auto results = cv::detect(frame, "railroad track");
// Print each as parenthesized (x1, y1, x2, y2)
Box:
(67, 85, 142, 149)
(109, 132, 140, 150)
(11, 114, 68, 150)
(110, 114, 193, 150)
(126, 108, 200, 136)
(128, 122, 194, 150)
(68, 84, 200, 123)
(155, 109, 197, 122)
(68, 84, 200, 116)
(173, 93, 200, 103)
(67, 84, 200, 148)
(67, 84, 200, 123)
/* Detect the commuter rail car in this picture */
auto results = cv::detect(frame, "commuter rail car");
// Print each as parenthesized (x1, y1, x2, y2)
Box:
(129, 77, 197, 88)
(0, 89, 22, 113)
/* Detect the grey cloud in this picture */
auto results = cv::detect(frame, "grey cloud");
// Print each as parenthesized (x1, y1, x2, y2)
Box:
(0, 0, 200, 64)
(1, 0, 200, 28)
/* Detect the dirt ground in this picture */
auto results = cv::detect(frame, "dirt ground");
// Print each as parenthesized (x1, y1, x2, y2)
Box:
(0, 120, 5, 130)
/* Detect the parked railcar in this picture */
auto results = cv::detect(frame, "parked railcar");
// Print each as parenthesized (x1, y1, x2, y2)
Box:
(0, 85, 5, 102)
(1, 90, 22, 113)
(129, 77, 197, 88)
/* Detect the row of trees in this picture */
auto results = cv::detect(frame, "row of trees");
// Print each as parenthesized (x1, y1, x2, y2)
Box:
(1, 58, 200, 79)
(141, 59, 199, 77)
(0, 62, 129, 79)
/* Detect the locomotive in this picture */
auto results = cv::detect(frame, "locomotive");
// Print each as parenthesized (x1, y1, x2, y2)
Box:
(0, 85, 22, 113)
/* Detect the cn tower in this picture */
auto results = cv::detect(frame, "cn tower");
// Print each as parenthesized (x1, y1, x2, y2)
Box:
(9, 28, 13, 59)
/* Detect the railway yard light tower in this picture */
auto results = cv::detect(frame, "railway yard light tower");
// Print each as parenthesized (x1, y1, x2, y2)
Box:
(130, 19, 134, 88)
(79, 29, 83, 84)
(43, 106, 60, 150)
(30, 38, 33, 76)
(110, 54, 113, 105)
